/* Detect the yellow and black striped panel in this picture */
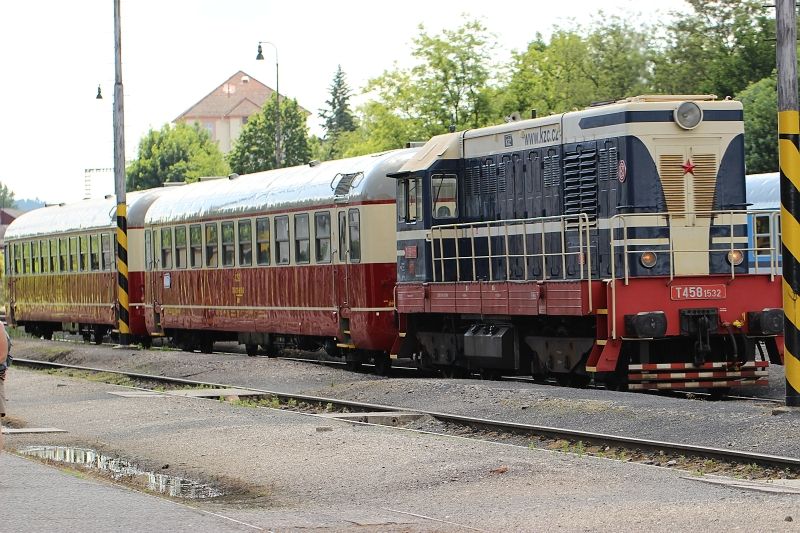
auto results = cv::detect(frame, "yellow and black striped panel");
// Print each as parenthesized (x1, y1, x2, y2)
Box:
(779, 110, 800, 405)
(116, 203, 130, 342)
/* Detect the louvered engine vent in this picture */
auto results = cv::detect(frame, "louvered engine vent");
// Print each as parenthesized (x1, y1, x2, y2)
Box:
(658, 153, 717, 216)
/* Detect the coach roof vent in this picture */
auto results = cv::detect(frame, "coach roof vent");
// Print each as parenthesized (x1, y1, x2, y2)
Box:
(308, 160, 320, 167)
(332, 172, 363, 200)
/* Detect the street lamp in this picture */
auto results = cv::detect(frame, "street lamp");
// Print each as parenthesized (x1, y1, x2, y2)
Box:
(256, 41, 280, 168)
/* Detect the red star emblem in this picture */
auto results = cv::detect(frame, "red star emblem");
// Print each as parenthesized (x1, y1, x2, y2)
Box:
(682, 159, 695, 175)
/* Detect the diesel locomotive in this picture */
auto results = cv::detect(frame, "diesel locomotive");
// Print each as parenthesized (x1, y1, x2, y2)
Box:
(4, 95, 784, 392)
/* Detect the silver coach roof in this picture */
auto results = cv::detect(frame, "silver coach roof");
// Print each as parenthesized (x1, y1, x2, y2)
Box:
(145, 148, 418, 225)
(4, 189, 167, 241)
(746, 172, 779, 210)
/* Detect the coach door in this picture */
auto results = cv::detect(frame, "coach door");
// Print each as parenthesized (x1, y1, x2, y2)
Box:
(335, 211, 351, 310)
(146, 228, 164, 333)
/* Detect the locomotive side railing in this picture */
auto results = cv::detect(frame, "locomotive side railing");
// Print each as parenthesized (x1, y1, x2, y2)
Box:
(427, 213, 593, 311)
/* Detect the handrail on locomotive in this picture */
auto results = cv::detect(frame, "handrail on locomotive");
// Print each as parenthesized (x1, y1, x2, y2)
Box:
(609, 209, 781, 285)
(427, 213, 594, 311)
(426, 208, 781, 321)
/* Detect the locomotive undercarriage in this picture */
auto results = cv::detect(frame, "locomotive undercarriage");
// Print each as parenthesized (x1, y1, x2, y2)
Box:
(404, 313, 780, 392)
(408, 314, 597, 384)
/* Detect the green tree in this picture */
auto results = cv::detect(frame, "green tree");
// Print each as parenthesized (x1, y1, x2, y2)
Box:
(319, 65, 357, 159)
(585, 16, 654, 101)
(340, 18, 495, 157)
(228, 97, 311, 174)
(652, 0, 774, 97)
(126, 123, 229, 190)
(500, 31, 595, 118)
(737, 74, 778, 174)
(0, 182, 16, 209)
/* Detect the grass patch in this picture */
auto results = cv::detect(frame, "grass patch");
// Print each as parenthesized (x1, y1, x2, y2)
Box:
(44, 368, 135, 387)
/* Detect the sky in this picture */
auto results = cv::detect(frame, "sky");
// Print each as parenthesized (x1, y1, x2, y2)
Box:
(0, 0, 690, 205)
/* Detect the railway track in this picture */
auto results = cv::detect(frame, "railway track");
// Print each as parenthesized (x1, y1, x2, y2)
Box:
(29, 334, 790, 406)
(13, 357, 800, 476)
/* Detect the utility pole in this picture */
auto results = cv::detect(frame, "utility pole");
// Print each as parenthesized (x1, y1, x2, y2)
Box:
(113, 0, 130, 345)
(776, 0, 800, 405)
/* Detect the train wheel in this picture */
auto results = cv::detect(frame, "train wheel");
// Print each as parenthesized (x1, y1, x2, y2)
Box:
(345, 361, 363, 372)
(479, 369, 501, 381)
(709, 387, 731, 400)
(441, 366, 470, 379)
(373, 353, 391, 376)
(41, 329, 53, 341)
(140, 336, 153, 349)
(199, 337, 214, 354)
(93, 327, 105, 345)
(82, 332, 92, 343)
(246, 343, 259, 357)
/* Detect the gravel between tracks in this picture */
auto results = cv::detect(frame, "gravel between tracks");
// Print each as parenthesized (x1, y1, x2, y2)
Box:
(11, 336, 800, 459)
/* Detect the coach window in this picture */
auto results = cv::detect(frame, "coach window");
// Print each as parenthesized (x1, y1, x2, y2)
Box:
(189, 224, 202, 268)
(256, 217, 270, 265)
(49, 239, 58, 272)
(12, 243, 19, 275)
(41, 240, 50, 274)
(275, 215, 290, 265)
(205, 223, 219, 268)
(754, 215, 772, 259)
(3, 246, 8, 276)
(22, 242, 30, 274)
(90, 234, 100, 271)
(221, 221, 235, 267)
(174, 226, 187, 269)
(101, 233, 112, 271)
(59, 238, 67, 272)
(31, 240, 40, 274)
(238, 219, 252, 266)
(294, 214, 310, 264)
(431, 174, 458, 219)
(80, 235, 90, 272)
(348, 208, 361, 263)
(69, 236, 78, 272)
(161, 227, 173, 270)
(315, 212, 331, 263)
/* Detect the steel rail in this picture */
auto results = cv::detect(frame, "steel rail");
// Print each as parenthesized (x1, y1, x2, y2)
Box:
(13, 357, 800, 470)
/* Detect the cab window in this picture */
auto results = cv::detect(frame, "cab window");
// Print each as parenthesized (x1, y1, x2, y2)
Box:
(398, 178, 423, 223)
(431, 174, 458, 219)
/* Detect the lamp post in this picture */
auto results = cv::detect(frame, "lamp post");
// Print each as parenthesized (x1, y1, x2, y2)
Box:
(256, 41, 280, 168)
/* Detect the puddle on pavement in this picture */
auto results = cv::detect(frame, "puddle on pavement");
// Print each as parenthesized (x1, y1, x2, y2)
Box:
(18, 445, 226, 499)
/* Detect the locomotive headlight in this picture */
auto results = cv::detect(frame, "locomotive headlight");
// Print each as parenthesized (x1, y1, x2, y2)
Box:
(674, 101, 703, 130)
(640, 251, 657, 268)
(726, 249, 744, 266)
